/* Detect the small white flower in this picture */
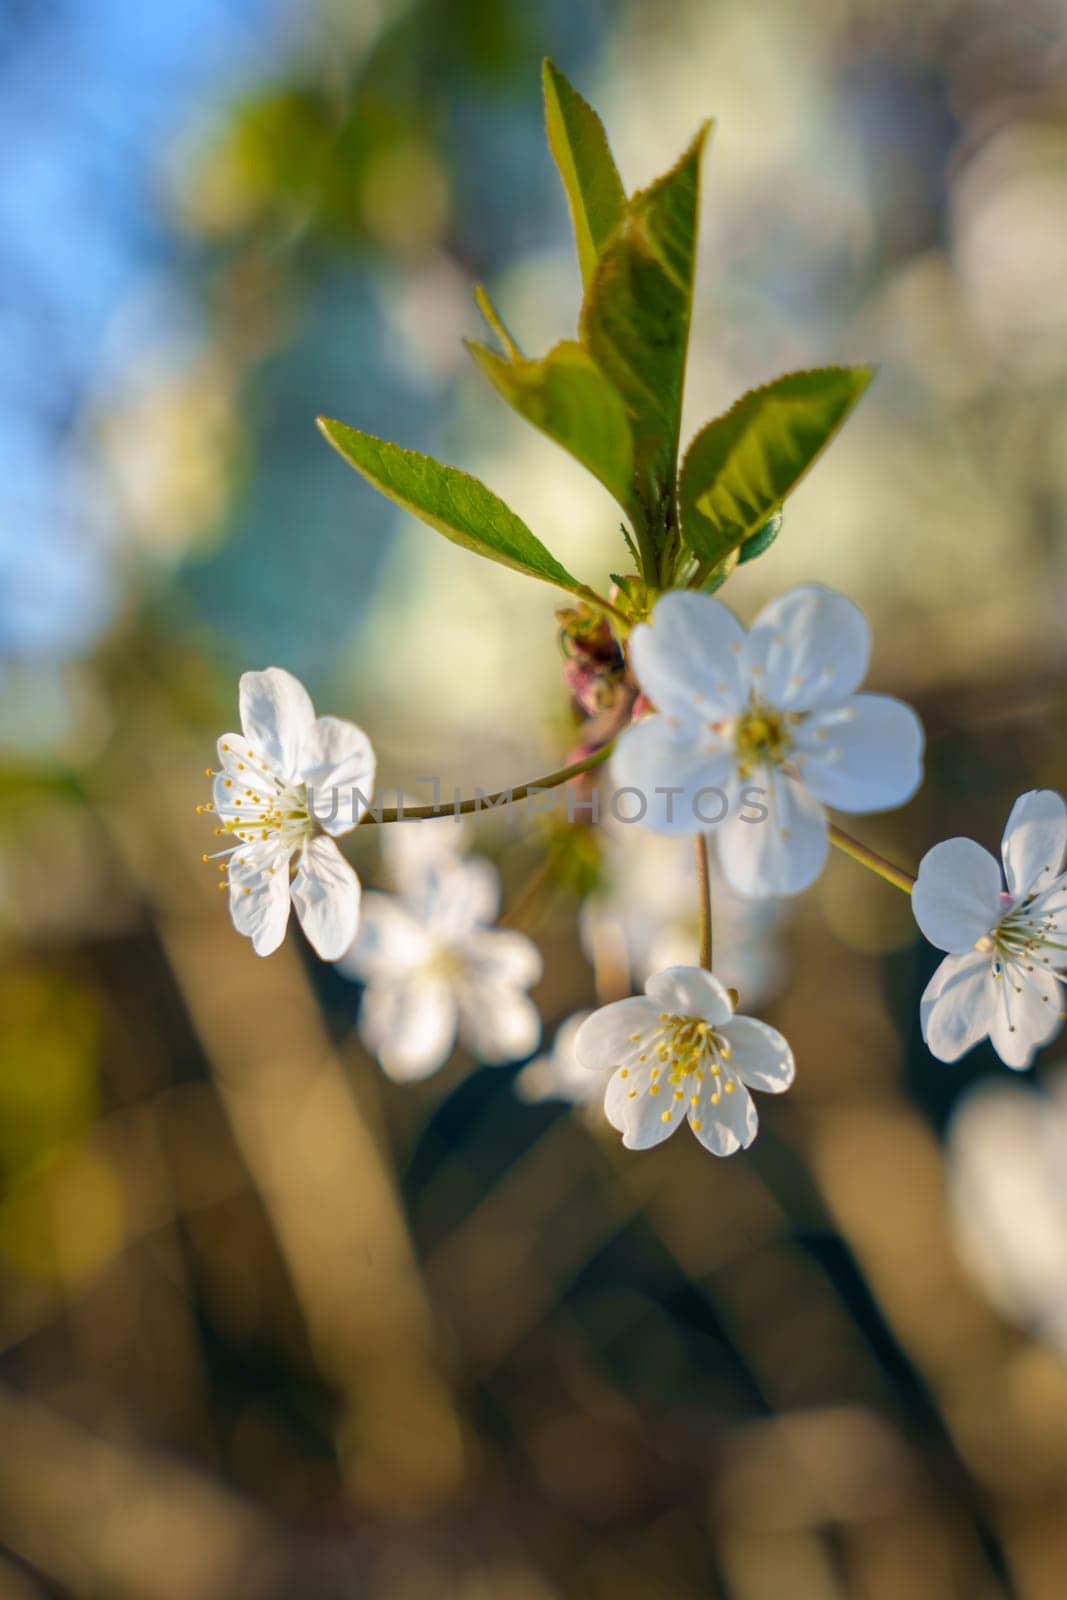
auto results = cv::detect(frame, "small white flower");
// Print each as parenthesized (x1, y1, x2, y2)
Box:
(205, 667, 374, 959)
(613, 585, 924, 898)
(514, 1011, 602, 1107)
(574, 966, 794, 1155)
(913, 789, 1067, 1069)
(337, 843, 542, 1082)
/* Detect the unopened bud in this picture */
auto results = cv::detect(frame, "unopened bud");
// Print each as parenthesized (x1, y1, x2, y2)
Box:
(562, 657, 621, 715)
(557, 603, 625, 714)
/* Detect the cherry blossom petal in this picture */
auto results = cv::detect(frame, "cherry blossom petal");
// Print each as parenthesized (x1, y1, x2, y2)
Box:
(239, 667, 316, 785)
(912, 838, 1003, 953)
(335, 892, 432, 982)
(645, 966, 734, 1025)
(920, 950, 996, 1062)
(417, 857, 501, 938)
(1036, 879, 1067, 924)
(1001, 790, 1067, 901)
(461, 987, 541, 1063)
(385, 814, 468, 898)
(687, 1076, 758, 1156)
(745, 586, 870, 710)
(619, 1066, 688, 1149)
(1029, 878, 1067, 970)
(715, 768, 828, 897)
(290, 836, 362, 960)
(214, 745, 286, 830)
(360, 976, 459, 1082)
(610, 716, 736, 835)
(463, 927, 543, 989)
(988, 961, 1065, 1070)
(213, 767, 255, 820)
(795, 694, 924, 814)
(629, 591, 747, 722)
(227, 840, 293, 956)
(604, 1063, 642, 1134)
(574, 998, 660, 1067)
(603, 1054, 677, 1143)
(299, 715, 377, 836)
(216, 732, 261, 776)
(725, 1016, 795, 1092)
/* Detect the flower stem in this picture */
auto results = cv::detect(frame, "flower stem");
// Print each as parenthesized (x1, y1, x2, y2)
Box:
(827, 823, 915, 894)
(363, 742, 614, 824)
(694, 834, 713, 969)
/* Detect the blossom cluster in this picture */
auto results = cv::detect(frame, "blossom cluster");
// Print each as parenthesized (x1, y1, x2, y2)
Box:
(196, 65, 1067, 1163)
(203, 581, 1066, 1159)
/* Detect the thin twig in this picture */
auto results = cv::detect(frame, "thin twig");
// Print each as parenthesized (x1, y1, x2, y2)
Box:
(694, 833, 713, 969)
(828, 823, 915, 894)
(361, 742, 613, 824)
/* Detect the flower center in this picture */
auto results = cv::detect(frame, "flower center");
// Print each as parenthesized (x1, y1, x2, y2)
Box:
(220, 776, 312, 848)
(425, 945, 464, 983)
(992, 890, 1067, 971)
(200, 745, 315, 879)
(656, 1013, 728, 1073)
(621, 1011, 740, 1130)
(733, 702, 791, 775)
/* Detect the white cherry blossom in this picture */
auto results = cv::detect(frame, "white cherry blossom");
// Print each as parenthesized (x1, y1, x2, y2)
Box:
(574, 966, 794, 1155)
(337, 837, 542, 1082)
(612, 585, 924, 898)
(204, 667, 374, 959)
(913, 789, 1067, 1069)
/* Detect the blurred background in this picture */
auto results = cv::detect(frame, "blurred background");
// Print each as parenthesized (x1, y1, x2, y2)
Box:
(2, 0, 1067, 1594)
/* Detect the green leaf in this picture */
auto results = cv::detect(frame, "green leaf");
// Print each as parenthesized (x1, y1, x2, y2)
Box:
(466, 338, 634, 512)
(700, 551, 739, 593)
(737, 510, 782, 565)
(474, 283, 523, 361)
(581, 124, 709, 516)
(680, 366, 874, 567)
(542, 59, 626, 291)
(317, 417, 582, 594)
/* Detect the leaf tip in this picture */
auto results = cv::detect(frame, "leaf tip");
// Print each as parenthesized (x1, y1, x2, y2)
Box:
(542, 57, 571, 99)
(692, 117, 714, 153)
(828, 362, 877, 393)
(472, 284, 522, 361)
(541, 56, 566, 112)
(462, 336, 491, 372)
